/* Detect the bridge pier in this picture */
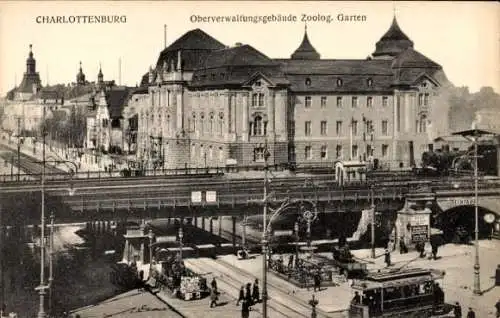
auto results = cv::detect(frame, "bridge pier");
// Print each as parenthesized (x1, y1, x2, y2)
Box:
(202, 217, 206, 231)
(209, 218, 213, 234)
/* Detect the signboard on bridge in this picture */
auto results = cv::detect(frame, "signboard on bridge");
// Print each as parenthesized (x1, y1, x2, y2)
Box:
(206, 191, 217, 203)
(191, 191, 202, 203)
(411, 225, 428, 243)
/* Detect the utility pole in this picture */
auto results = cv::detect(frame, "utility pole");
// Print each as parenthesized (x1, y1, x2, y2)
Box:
(0, 201, 3, 317)
(473, 132, 481, 295)
(48, 212, 54, 316)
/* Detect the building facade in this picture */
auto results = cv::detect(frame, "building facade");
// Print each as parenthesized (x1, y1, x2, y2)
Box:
(127, 17, 452, 170)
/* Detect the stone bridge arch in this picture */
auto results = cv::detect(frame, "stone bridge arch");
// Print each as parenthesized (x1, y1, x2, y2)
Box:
(434, 197, 500, 242)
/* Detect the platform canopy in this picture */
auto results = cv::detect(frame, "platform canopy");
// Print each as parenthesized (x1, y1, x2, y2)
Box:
(451, 128, 497, 138)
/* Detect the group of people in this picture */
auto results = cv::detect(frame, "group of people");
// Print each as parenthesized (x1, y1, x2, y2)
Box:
(453, 302, 478, 318)
(236, 279, 260, 318)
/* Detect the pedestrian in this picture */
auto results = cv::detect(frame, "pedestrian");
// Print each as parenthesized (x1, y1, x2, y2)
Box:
(313, 271, 321, 292)
(211, 277, 217, 292)
(466, 307, 476, 318)
(384, 249, 391, 267)
(236, 285, 245, 306)
(453, 301, 462, 317)
(352, 291, 361, 304)
(241, 299, 250, 318)
(431, 242, 439, 260)
(495, 298, 500, 318)
(252, 279, 260, 303)
(245, 283, 253, 305)
(209, 288, 218, 308)
(288, 254, 294, 269)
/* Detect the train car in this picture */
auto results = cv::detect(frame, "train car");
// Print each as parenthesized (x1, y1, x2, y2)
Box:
(349, 268, 447, 318)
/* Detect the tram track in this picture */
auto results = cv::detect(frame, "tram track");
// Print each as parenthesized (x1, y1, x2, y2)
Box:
(185, 257, 335, 318)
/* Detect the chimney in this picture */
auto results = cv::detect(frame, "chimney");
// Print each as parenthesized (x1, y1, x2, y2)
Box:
(235, 42, 242, 47)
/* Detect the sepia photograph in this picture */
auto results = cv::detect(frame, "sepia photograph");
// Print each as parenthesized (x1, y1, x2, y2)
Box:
(0, 1, 499, 317)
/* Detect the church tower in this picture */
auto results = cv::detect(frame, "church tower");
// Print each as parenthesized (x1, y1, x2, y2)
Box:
(291, 25, 321, 60)
(76, 61, 86, 86)
(372, 16, 414, 59)
(15, 44, 42, 100)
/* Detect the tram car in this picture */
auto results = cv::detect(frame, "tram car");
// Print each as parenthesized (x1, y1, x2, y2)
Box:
(348, 268, 448, 318)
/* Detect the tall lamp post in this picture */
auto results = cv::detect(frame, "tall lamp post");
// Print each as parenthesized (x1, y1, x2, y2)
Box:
(178, 226, 183, 262)
(48, 212, 55, 316)
(370, 186, 376, 259)
(148, 229, 155, 273)
(294, 221, 299, 267)
(261, 143, 271, 318)
(451, 127, 494, 296)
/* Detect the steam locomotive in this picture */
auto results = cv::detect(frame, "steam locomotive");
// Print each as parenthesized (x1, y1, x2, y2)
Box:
(419, 142, 498, 176)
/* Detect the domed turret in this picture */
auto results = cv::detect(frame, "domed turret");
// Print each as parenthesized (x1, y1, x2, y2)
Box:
(76, 61, 86, 85)
(97, 64, 104, 83)
(291, 25, 320, 60)
(372, 16, 414, 59)
(26, 44, 36, 74)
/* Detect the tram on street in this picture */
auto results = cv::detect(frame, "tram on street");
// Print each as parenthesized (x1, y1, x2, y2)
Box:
(348, 268, 447, 318)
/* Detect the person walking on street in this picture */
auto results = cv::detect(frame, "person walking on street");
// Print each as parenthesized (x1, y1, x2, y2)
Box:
(453, 302, 462, 317)
(211, 277, 217, 292)
(466, 307, 476, 318)
(252, 279, 260, 303)
(384, 249, 391, 267)
(241, 299, 251, 318)
(209, 288, 218, 308)
(245, 283, 253, 306)
(313, 271, 321, 292)
(495, 298, 500, 318)
(236, 285, 245, 306)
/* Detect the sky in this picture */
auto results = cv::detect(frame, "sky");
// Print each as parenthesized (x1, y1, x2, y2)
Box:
(0, 1, 498, 96)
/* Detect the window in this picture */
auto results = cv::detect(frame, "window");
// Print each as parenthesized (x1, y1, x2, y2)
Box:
(209, 114, 214, 134)
(352, 120, 358, 135)
(220, 73, 225, 79)
(321, 96, 327, 108)
(191, 144, 196, 159)
(352, 145, 358, 159)
(254, 147, 265, 162)
(418, 115, 427, 133)
(253, 116, 263, 136)
(337, 78, 343, 87)
(208, 146, 213, 160)
(252, 93, 264, 107)
(305, 78, 311, 86)
(336, 121, 343, 136)
(365, 120, 373, 134)
(305, 146, 312, 160)
(320, 121, 327, 136)
(366, 144, 373, 157)
(418, 93, 423, 106)
(200, 144, 205, 158)
(367, 96, 373, 108)
(352, 96, 358, 108)
(367, 78, 373, 87)
(382, 96, 388, 107)
(305, 96, 312, 108)
(336, 145, 342, 158)
(336, 97, 343, 108)
(305, 121, 311, 136)
(200, 114, 205, 133)
(382, 120, 388, 135)
(320, 145, 327, 159)
(424, 93, 429, 106)
(192, 114, 196, 131)
(255, 80, 261, 87)
(289, 120, 295, 136)
(102, 119, 108, 127)
(382, 144, 389, 157)
(219, 113, 224, 135)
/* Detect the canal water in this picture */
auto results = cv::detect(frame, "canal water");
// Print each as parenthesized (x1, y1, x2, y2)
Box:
(0, 224, 127, 317)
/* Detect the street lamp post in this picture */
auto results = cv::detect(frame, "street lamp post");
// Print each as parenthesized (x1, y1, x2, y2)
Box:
(371, 186, 376, 259)
(48, 212, 55, 316)
(294, 221, 299, 268)
(178, 226, 183, 262)
(148, 229, 154, 274)
(261, 145, 270, 318)
(472, 133, 481, 295)
(309, 294, 319, 318)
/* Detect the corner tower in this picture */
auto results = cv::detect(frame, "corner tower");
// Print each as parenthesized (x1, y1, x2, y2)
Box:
(291, 25, 320, 60)
(372, 16, 414, 59)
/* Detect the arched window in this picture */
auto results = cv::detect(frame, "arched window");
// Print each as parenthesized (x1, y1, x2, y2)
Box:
(367, 78, 373, 87)
(305, 77, 312, 86)
(166, 115, 171, 134)
(200, 113, 205, 134)
(219, 112, 224, 135)
(337, 78, 343, 87)
(209, 114, 214, 134)
(253, 116, 263, 136)
(192, 113, 196, 131)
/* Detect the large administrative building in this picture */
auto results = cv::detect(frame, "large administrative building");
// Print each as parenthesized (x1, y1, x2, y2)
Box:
(129, 17, 452, 170)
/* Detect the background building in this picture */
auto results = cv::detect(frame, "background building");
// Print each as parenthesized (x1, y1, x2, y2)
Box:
(130, 17, 452, 170)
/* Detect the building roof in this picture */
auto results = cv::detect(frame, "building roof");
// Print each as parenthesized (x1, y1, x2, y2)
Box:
(276, 59, 393, 75)
(105, 87, 133, 119)
(391, 48, 441, 69)
(373, 16, 414, 57)
(291, 27, 321, 60)
(190, 45, 288, 88)
(155, 28, 226, 71)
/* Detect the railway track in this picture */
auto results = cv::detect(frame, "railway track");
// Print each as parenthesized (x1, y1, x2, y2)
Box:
(185, 257, 341, 318)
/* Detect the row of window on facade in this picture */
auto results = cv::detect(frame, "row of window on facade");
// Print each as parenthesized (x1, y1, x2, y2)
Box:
(285, 144, 389, 161)
(290, 120, 383, 137)
(190, 143, 225, 162)
(300, 93, 430, 109)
